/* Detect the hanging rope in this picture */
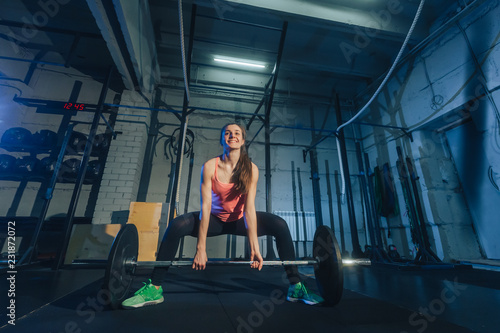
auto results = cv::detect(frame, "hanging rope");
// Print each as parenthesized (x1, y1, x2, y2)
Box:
(336, 0, 426, 201)
(178, 0, 190, 102)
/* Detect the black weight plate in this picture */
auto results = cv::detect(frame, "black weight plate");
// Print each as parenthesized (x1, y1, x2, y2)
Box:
(0, 154, 17, 172)
(104, 224, 138, 309)
(313, 225, 343, 306)
(85, 160, 102, 182)
(15, 156, 39, 173)
(1, 127, 33, 147)
(91, 133, 111, 156)
(67, 131, 88, 153)
(38, 156, 56, 175)
(33, 129, 58, 148)
(61, 158, 80, 182)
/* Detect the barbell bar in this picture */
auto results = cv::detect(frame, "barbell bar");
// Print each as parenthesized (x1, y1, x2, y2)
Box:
(103, 224, 346, 309)
(126, 259, 320, 269)
(123, 258, 370, 269)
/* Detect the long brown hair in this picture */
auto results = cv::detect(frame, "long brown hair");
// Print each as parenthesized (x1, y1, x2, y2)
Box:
(220, 123, 253, 193)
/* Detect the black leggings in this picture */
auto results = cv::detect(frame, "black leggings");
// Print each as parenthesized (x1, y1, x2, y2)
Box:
(151, 212, 300, 285)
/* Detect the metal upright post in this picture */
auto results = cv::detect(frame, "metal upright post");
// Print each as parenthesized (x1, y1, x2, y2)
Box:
(364, 152, 389, 260)
(309, 149, 324, 228)
(21, 124, 74, 265)
(264, 104, 274, 259)
(355, 142, 383, 261)
(291, 161, 300, 255)
(334, 171, 347, 255)
(405, 156, 441, 262)
(325, 160, 336, 233)
(168, 5, 197, 224)
(297, 167, 309, 257)
(335, 94, 362, 257)
(263, 21, 288, 260)
(54, 66, 114, 269)
(396, 146, 432, 263)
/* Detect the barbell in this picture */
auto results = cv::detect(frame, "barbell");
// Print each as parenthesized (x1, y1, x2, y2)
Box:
(103, 224, 345, 309)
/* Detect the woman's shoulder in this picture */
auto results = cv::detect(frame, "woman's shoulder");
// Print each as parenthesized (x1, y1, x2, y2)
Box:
(250, 161, 259, 179)
(204, 156, 219, 166)
(202, 157, 218, 174)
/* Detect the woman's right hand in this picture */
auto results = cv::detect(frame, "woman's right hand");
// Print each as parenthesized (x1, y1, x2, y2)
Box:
(193, 249, 208, 270)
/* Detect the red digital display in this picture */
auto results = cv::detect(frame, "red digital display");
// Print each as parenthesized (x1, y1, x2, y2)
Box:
(63, 102, 85, 111)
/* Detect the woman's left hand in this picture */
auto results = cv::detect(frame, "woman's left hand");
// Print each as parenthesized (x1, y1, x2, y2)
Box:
(249, 251, 263, 271)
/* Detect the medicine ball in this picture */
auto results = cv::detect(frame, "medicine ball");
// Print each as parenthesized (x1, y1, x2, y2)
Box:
(1, 127, 33, 149)
(61, 158, 81, 182)
(15, 156, 39, 173)
(33, 130, 58, 148)
(67, 131, 88, 154)
(0, 154, 17, 172)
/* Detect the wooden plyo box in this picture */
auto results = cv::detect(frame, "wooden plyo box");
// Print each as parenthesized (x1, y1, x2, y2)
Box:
(65, 224, 122, 265)
(126, 202, 163, 261)
(65, 202, 164, 264)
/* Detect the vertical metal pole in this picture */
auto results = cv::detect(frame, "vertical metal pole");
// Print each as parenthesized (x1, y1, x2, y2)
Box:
(23, 124, 74, 264)
(325, 160, 335, 233)
(169, 118, 188, 219)
(264, 111, 272, 213)
(405, 156, 441, 262)
(178, 149, 195, 259)
(54, 66, 113, 269)
(396, 146, 428, 262)
(263, 21, 288, 260)
(264, 106, 275, 259)
(355, 141, 382, 261)
(291, 161, 300, 255)
(168, 4, 197, 224)
(297, 167, 309, 257)
(334, 170, 347, 255)
(335, 94, 363, 257)
(364, 153, 387, 256)
(309, 150, 323, 227)
(137, 90, 160, 202)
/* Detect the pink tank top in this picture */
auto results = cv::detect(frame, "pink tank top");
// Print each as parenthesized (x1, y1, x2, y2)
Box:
(211, 157, 247, 222)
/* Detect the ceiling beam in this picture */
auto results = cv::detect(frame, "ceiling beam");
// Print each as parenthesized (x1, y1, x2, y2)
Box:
(112, 0, 161, 93)
(86, 0, 160, 93)
(86, 0, 136, 90)
(221, 0, 426, 40)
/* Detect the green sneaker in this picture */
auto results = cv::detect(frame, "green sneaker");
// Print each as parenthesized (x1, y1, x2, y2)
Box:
(286, 282, 324, 305)
(122, 280, 164, 309)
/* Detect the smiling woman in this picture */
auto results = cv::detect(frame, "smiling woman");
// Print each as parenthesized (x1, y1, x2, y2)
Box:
(120, 123, 325, 309)
(219, 123, 253, 194)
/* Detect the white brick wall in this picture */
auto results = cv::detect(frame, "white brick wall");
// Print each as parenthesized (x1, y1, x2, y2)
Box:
(92, 91, 151, 224)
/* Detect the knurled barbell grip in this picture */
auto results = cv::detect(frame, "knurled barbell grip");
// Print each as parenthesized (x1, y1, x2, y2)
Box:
(127, 259, 320, 269)
(124, 258, 370, 270)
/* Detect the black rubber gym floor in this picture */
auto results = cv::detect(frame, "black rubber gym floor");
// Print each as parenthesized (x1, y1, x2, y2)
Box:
(1, 263, 498, 332)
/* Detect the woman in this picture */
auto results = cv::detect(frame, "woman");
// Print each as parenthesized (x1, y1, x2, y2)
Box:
(122, 123, 323, 309)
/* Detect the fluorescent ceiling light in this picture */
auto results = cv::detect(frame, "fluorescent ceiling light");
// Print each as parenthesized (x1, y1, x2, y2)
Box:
(214, 57, 266, 69)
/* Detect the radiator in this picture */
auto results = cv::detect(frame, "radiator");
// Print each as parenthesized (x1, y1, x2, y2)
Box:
(273, 211, 316, 242)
